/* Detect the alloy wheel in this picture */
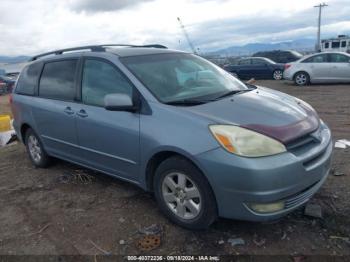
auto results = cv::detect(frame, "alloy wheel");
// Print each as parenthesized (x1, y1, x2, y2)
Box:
(295, 73, 307, 85)
(28, 135, 42, 163)
(162, 172, 202, 220)
(273, 70, 283, 80)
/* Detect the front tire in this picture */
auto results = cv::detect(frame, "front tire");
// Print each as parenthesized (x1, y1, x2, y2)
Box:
(153, 156, 217, 229)
(294, 72, 310, 86)
(25, 128, 51, 168)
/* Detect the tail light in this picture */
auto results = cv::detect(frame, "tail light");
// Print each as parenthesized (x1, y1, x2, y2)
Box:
(284, 64, 292, 70)
(9, 83, 14, 92)
(9, 94, 13, 104)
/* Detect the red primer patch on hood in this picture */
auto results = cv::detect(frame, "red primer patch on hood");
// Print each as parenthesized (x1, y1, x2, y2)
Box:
(242, 104, 320, 144)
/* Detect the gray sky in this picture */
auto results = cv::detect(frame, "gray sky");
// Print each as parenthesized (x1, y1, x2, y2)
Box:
(0, 0, 349, 55)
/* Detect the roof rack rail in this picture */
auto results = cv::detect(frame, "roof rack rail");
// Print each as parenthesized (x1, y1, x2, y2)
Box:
(29, 44, 167, 61)
(101, 44, 167, 49)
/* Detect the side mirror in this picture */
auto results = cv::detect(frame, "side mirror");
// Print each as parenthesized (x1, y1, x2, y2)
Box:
(104, 93, 138, 112)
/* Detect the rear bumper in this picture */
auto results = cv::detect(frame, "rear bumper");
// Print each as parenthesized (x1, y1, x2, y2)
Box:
(12, 120, 22, 142)
(283, 70, 294, 81)
(196, 123, 332, 221)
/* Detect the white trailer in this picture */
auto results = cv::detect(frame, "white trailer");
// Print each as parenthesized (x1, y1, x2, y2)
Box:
(321, 35, 350, 53)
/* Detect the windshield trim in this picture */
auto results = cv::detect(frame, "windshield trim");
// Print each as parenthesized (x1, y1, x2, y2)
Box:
(120, 53, 248, 104)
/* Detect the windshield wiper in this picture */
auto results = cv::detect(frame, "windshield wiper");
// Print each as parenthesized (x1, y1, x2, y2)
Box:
(214, 90, 246, 100)
(214, 87, 255, 100)
(165, 86, 257, 105)
(164, 99, 213, 106)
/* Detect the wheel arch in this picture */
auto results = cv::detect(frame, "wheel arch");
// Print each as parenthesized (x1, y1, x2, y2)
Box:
(144, 149, 214, 194)
(20, 123, 32, 144)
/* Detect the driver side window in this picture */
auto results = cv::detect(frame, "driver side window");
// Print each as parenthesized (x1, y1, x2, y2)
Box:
(82, 59, 133, 107)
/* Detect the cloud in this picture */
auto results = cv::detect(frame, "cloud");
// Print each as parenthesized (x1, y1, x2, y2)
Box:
(0, 0, 349, 56)
(181, 0, 350, 51)
(69, 0, 154, 13)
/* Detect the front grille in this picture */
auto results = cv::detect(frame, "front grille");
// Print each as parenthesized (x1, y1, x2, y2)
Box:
(286, 127, 324, 158)
(286, 134, 317, 150)
(284, 180, 321, 209)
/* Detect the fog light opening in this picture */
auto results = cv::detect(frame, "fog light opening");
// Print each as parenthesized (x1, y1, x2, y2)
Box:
(249, 201, 285, 213)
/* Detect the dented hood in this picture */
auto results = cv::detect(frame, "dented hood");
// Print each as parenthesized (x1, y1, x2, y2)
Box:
(185, 86, 319, 144)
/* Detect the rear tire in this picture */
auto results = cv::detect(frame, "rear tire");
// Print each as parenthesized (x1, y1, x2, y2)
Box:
(25, 128, 51, 168)
(294, 72, 310, 86)
(153, 156, 217, 229)
(273, 70, 283, 80)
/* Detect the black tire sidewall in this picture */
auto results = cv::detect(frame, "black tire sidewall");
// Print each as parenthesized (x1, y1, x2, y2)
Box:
(294, 72, 309, 86)
(25, 128, 50, 168)
(153, 156, 217, 229)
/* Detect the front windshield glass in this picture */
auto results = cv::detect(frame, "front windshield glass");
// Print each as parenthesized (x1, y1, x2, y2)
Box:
(121, 53, 247, 103)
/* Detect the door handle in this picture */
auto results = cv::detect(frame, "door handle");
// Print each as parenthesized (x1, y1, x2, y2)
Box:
(64, 107, 74, 115)
(76, 109, 88, 118)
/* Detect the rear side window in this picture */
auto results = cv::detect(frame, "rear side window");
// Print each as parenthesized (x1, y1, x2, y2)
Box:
(16, 63, 42, 95)
(39, 60, 77, 101)
(81, 59, 133, 107)
(303, 54, 328, 63)
(238, 59, 251, 65)
(251, 59, 266, 65)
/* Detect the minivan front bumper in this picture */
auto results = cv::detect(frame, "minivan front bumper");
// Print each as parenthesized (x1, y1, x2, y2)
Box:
(196, 123, 332, 221)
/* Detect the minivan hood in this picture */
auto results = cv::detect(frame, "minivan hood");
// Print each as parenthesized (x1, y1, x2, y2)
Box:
(185, 87, 319, 144)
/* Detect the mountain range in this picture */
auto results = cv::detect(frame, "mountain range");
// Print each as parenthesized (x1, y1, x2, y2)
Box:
(0, 55, 30, 64)
(206, 38, 316, 56)
(0, 38, 317, 63)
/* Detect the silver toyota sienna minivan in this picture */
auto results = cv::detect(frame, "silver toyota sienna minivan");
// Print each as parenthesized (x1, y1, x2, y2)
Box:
(10, 45, 333, 229)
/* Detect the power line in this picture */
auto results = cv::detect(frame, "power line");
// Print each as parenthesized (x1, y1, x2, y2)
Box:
(314, 3, 328, 52)
(177, 17, 197, 54)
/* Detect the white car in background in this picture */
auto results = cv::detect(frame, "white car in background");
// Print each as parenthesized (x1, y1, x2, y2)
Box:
(283, 52, 350, 86)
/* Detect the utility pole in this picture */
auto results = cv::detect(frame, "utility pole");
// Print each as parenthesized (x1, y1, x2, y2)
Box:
(177, 17, 197, 54)
(314, 3, 328, 52)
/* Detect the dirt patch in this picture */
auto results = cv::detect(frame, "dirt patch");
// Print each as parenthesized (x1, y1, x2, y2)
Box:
(0, 80, 349, 255)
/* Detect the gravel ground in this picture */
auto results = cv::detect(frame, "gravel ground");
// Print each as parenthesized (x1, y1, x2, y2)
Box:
(0, 80, 349, 257)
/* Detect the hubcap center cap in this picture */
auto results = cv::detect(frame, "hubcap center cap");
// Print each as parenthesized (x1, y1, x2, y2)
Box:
(175, 188, 186, 201)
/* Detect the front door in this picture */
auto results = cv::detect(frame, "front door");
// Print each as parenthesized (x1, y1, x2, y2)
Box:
(328, 53, 350, 82)
(76, 58, 140, 180)
(303, 54, 330, 82)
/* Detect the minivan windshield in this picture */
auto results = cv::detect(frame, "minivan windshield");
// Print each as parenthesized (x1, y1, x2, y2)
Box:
(121, 53, 248, 103)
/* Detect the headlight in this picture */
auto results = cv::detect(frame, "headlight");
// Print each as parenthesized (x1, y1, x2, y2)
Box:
(209, 125, 286, 157)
